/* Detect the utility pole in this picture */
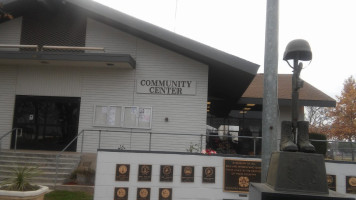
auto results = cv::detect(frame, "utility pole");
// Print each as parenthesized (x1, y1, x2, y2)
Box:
(261, 0, 279, 182)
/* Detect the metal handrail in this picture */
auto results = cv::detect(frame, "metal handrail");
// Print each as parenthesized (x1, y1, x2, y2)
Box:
(42, 45, 105, 52)
(54, 129, 87, 188)
(53, 128, 262, 187)
(0, 44, 39, 51)
(0, 128, 22, 152)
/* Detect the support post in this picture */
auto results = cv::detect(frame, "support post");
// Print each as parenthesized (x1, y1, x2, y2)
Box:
(262, 0, 279, 182)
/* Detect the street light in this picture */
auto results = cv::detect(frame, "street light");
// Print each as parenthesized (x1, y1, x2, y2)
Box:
(280, 39, 315, 152)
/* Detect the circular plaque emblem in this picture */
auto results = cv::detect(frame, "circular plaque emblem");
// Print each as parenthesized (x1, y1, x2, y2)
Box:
(139, 189, 149, 198)
(161, 189, 170, 198)
(349, 177, 356, 186)
(141, 165, 150, 175)
(205, 167, 214, 177)
(184, 166, 193, 175)
(163, 166, 172, 175)
(238, 176, 250, 188)
(327, 175, 334, 184)
(117, 188, 126, 198)
(119, 165, 128, 174)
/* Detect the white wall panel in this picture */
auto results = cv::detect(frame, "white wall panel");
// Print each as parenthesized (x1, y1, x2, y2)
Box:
(82, 19, 208, 153)
(94, 151, 260, 200)
(0, 66, 17, 149)
(85, 18, 137, 57)
(16, 65, 82, 97)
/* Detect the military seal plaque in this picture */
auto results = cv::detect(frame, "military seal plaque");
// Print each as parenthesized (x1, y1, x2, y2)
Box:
(115, 164, 130, 181)
(159, 188, 172, 200)
(346, 176, 356, 194)
(137, 188, 150, 200)
(138, 165, 152, 182)
(327, 174, 336, 191)
(181, 166, 194, 182)
(160, 165, 173, 182)
(202, 167, 215, 183)
(114, 187, 128, 200)
(224, 159, 261, 193)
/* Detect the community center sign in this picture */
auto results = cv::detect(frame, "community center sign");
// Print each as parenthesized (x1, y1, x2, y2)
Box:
(137, 79, 196, 95)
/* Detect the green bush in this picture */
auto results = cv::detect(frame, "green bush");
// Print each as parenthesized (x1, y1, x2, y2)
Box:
(309, 133, 327, 155)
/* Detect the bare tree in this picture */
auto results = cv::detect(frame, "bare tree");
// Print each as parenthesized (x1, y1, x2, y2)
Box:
(305, 106, 332, 137)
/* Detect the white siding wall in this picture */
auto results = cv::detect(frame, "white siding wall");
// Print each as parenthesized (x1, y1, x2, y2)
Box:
(81, 18, 208, 153)
(16, 65, 82, 96)
(0, 18, 22, 148)
(0, 66, 17, 149)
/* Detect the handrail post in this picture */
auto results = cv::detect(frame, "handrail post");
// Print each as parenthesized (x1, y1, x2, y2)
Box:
(253, 137, 257, 156)
(200, 135, 203, 152)
(14, 128, 18, 152)
(55, 155, 59, 189)
(350, 141, 355, 162)
(149, 132, 152, 151)
(98, 130, 102, 149)
(81, 130, 85, 154)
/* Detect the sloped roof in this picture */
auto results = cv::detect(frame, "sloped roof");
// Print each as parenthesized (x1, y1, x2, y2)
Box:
(239, 74, 336, 107)
(0, 0, 259, 102)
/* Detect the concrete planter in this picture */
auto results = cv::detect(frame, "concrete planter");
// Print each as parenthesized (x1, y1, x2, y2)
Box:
(0, 185, 49, 200)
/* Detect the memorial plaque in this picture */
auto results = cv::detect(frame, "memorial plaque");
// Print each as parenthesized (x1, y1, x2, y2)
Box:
(138, 165, 152, 181)
(346, 176, 356, 194)
(160, 165, 173, 182)
(327, 174, 336, 191)
(114, 187, 128, 200)
(116, 164, 130, 181)
(181, 166, 194, 182)
(159, 188, 172, 200)
(224, 159, 261, 193)
(137, 188, 150, 200)
(202, 167, 215, 183)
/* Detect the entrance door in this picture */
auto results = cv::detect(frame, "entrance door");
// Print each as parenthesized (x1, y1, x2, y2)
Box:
(12, 95, 80, 151)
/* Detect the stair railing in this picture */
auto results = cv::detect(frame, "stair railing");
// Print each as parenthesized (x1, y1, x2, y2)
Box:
(0, 128, 22, 152)
(55, 129, 86, 188)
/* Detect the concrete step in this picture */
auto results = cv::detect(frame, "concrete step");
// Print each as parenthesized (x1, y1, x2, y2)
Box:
(0, 154, 80, 163)
(0, 160, 78, 168)
(0, 165, 74, 173)
(0, 150, 81, 187)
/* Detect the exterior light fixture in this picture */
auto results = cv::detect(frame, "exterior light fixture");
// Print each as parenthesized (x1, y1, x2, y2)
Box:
(280, 39, 315, 152)
(246, 104, 255, 107)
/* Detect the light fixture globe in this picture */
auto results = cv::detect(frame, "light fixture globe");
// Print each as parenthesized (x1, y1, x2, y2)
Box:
(283, 39, 312, 61)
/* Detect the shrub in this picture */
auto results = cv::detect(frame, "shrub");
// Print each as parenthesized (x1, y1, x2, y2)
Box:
(0, 166, 41, 191)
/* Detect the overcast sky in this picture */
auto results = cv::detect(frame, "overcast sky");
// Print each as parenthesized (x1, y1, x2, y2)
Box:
(94, 0, 356, 99)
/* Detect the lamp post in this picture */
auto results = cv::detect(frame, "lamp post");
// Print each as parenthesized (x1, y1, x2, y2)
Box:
(280, 39, 315, 152)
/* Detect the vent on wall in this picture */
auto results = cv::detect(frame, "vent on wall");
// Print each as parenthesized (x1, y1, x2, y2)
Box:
(20, 1, 87, 52)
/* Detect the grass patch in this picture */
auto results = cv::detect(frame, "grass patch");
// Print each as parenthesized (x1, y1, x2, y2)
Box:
(44, 190, 93, 200)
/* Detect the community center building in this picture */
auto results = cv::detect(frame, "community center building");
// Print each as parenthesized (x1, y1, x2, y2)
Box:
(0, 0, 335, 154)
